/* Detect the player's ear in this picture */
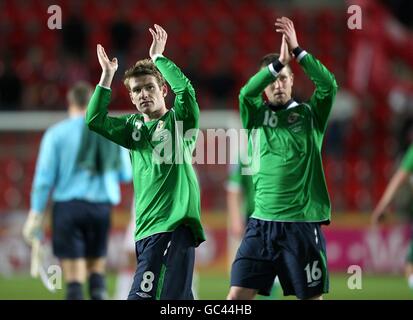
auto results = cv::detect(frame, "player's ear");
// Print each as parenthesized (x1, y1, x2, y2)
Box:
(125, 80, 134, 102)
(162, 84, 168, 98)
(128, 90, 138, 106)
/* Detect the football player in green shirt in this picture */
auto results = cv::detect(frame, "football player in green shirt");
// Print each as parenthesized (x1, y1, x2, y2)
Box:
(371, 144, 413, 293)
(86, 24, 205, 300)
(227, 17, 338, 300)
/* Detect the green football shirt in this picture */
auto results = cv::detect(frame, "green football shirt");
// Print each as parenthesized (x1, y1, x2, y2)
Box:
(239, 52, 338, 223)
(86, 56, 205, 245)
(401, 145, 413, 172)
(227, 163, 255, 218)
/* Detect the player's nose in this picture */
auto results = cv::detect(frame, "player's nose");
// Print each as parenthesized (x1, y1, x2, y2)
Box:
(140, 88, 149, 98)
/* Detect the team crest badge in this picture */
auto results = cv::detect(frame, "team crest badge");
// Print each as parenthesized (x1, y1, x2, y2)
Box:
(287, 112, 300, 124)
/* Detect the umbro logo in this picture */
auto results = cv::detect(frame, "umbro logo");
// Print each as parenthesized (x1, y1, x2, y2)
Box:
(308, 280, 321, 288)
(136, 292, 152, 298)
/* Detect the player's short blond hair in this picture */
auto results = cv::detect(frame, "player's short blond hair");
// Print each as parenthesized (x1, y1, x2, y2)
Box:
(123, 59, 166, 91)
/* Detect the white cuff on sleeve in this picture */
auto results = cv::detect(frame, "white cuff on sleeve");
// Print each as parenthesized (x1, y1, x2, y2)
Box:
(98, 84, 111, 90)
(268, 63, 279, 77)
(296, 50, 308, 63)
(151, 54, 164, 62)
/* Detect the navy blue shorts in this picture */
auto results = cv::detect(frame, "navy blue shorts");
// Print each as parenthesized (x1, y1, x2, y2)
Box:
(52, 200, 111, 259)
(127, 224, 195, 300)
(231, 218, 329, 300)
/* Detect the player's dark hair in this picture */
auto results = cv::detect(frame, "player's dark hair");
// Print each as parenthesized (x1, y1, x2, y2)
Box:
(67, 81, 93, 108)
(123, 59, 166, 91)
(260, 53, 292, 73)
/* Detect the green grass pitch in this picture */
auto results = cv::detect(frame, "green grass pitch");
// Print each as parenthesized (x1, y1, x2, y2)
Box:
(0, 272, 411, 300)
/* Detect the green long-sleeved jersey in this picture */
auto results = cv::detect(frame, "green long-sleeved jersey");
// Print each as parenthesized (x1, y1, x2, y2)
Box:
(401, 145, 413, 172)
(239, 52, 338, 223)
(86, 56, 205, 246)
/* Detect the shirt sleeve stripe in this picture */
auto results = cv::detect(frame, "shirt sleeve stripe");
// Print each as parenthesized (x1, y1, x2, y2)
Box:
(268, 63, 279, 77)
(296, 50, 308, 62)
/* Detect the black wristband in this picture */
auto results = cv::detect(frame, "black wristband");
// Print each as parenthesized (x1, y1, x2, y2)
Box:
(292, 46, 303, 58)
(271, 60, 285, 73)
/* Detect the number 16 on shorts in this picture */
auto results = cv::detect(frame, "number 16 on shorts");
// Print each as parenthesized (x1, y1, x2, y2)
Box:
(304, 260, 322, 287)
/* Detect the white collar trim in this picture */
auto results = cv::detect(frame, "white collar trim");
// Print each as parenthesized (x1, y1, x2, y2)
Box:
(287, 101, 299, 110)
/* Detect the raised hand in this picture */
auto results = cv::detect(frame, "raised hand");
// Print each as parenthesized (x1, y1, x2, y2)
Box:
(149, 24, 168, 59)
(275, 17, 299, 51)
(97, 44, 118, 88)
(97, 44, 118, 75)
(279, 35, 292, 65)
